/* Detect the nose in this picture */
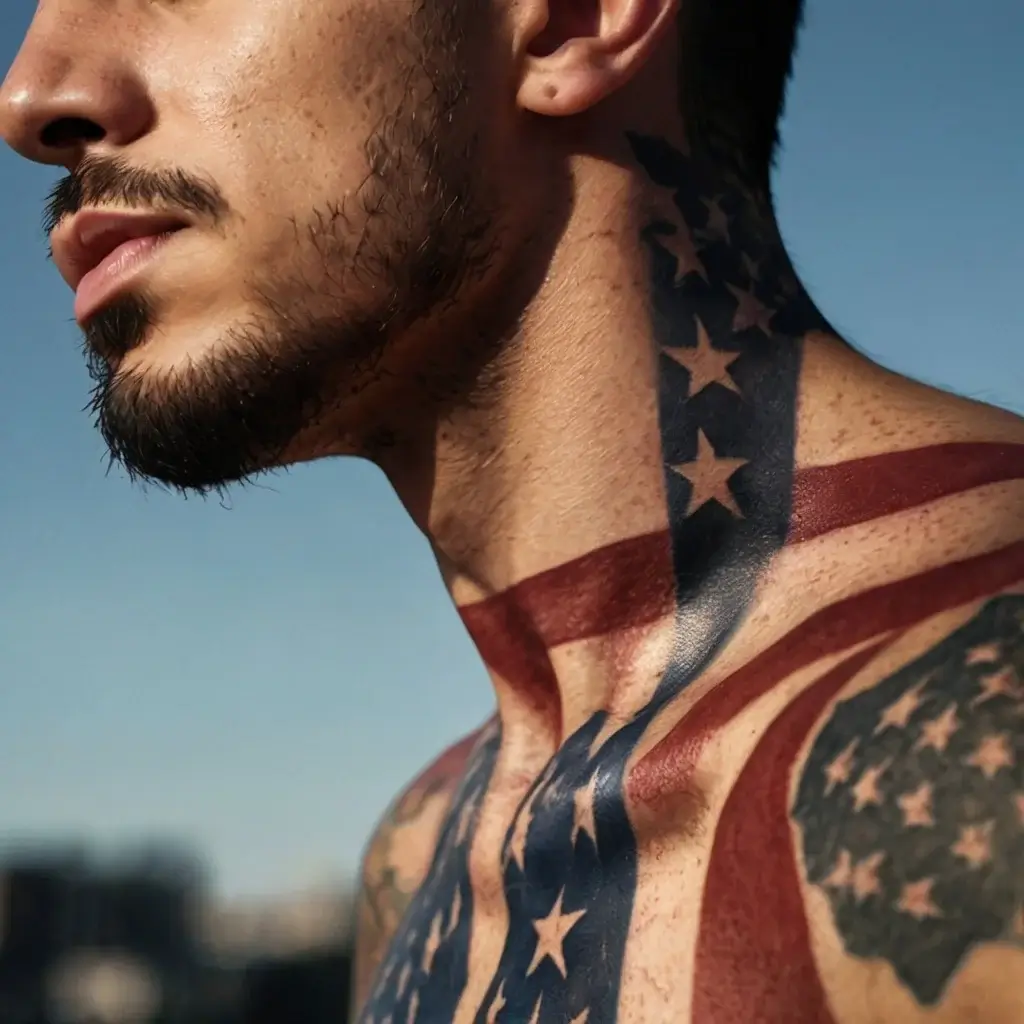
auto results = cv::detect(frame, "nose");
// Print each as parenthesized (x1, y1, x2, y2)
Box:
(0, 5, 154, 167)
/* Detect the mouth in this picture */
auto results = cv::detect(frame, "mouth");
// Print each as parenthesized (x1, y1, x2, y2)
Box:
(50, 209, 190, 325)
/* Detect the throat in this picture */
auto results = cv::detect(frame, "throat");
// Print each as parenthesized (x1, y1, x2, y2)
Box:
(430, 133, 828, 743)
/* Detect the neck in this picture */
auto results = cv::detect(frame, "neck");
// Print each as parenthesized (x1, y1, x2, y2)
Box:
(382, 128, 835, 741)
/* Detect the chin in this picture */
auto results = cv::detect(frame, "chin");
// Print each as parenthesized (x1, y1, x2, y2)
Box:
(114, 327, 214, 378)
(86, 302, 350, 495)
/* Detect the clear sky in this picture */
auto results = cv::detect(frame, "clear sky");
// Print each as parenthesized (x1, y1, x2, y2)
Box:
(0, 0, 1021, 901)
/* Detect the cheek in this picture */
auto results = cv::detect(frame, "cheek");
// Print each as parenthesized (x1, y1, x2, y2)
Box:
(223, 120, 377, 261)
(189, 76, 395, 233)
(148, 2, 433, 274)
(153, 9, 367, 190)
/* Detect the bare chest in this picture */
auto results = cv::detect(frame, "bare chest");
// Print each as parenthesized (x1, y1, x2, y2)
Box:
(360, 592, 1024, 1023)
(358, 713, 775, 1024)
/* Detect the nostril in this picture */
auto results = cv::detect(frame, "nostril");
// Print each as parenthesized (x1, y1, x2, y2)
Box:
(39, 116, 104, 150)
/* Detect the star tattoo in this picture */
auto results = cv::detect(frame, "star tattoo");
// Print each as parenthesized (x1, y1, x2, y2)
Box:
(662, 318, 742, 398)
(670, 430, 748, 519)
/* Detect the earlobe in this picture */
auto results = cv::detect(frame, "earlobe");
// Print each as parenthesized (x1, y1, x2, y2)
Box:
(514, 0, 678, 117)
(517, 40, 614, 117)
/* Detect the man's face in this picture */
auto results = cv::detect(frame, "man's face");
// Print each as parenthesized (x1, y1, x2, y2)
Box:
(1, 0, 528, 492)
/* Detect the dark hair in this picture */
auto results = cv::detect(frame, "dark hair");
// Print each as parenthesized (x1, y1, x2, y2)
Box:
(677, 0, 806, 195)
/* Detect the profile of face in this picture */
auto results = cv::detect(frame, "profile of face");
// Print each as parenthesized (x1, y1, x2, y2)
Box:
(1, 0, 568, 493)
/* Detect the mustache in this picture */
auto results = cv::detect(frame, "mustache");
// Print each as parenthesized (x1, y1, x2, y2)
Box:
(42, 153, 229, 238)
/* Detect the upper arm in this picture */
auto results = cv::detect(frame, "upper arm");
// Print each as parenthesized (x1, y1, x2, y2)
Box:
(794, 592, 1024, 1021)
(349, 724, 490, 1017)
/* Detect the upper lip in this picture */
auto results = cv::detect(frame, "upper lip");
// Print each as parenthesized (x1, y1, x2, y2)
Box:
(50, 209, 189, 291)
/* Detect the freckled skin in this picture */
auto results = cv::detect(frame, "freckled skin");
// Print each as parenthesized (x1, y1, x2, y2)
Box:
(2, 1, 1023, 1021)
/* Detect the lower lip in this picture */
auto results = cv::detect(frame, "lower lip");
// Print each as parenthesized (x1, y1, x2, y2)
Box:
(74, 231, 181, 325)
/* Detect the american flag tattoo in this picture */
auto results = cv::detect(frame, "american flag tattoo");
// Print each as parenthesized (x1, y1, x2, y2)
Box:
(459, 133, 809, 1024)
(357, 131, 1024, 1024)
(794, 594, 1024, 1005)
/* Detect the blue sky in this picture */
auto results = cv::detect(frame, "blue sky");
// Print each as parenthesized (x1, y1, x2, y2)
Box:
(0, 1, 1021, 900)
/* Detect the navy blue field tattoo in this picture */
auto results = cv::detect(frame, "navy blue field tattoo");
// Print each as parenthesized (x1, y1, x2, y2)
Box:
(794, 595, 1024, 1006)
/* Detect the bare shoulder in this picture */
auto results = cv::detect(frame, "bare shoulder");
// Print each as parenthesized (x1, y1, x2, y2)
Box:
(793, 592, 1024, 1021)
(789, 378, 1024, 1017)
(350, 718, 494, 1014)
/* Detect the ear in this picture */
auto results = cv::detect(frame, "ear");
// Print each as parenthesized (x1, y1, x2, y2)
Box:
(514, 0, 679, 117)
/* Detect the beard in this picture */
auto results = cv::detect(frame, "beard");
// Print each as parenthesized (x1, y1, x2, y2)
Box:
(81, 0, 497, 496)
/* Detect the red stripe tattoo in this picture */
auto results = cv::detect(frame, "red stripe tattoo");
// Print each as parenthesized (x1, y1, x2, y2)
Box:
(691, 639, 891, 1024)
(789, 442, 1024, 545)
(459, 532, 675, 728)
(459, 596, 563, 731)
(629, 539, 1024, 809)
(458, 446, 1020, 681)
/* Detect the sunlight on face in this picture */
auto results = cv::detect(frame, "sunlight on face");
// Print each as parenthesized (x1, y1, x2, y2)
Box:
(26, 0, 509, 491)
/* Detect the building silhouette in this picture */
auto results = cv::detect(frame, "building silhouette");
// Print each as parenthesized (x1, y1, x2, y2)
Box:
(0, 844, 353, 1024)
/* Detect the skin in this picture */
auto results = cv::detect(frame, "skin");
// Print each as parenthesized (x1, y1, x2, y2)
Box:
(2, 0, 1023, 1021)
